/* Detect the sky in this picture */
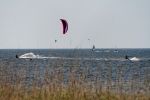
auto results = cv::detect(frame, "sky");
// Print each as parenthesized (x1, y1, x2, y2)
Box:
(0, 0, 150, 49)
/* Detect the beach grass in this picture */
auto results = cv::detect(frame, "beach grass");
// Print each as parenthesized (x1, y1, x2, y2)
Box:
(0, 81, 149, 100)
(0, 59, 150, 100)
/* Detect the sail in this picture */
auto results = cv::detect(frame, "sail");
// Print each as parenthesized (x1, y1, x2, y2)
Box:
(60, 19, 68, 34)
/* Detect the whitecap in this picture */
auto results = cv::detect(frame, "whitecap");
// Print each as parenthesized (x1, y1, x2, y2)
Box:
(129, 57, 140, 61)
(19, 52, 40, 59)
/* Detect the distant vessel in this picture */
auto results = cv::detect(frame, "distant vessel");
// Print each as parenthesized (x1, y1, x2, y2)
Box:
(114, 46, 118, 53)
(114, 49, 118, 53)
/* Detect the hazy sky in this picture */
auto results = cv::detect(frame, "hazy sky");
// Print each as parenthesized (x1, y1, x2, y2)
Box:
(0, 0, 150, 49)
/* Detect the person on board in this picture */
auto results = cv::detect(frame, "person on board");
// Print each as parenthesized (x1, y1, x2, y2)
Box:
(16, 55, 19, 58)
(125, 55, 129, 60)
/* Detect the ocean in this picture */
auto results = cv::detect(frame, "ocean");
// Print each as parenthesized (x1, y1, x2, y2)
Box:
(0, 49, 150, 92)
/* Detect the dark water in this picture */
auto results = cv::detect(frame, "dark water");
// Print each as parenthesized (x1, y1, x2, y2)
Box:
(0, 49, 150, 92)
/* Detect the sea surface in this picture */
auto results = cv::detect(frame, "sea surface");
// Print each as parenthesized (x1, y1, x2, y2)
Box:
(0, 49, 150, 92)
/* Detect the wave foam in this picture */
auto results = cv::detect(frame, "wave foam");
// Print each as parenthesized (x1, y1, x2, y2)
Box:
(19, 52, 62, 59)
(129, 57, 140, 61)
(19, 53, 142, 62)
(19, 52, 40, 59)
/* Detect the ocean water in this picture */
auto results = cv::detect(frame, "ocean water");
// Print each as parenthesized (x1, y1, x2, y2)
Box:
(0, 49, 150, 91)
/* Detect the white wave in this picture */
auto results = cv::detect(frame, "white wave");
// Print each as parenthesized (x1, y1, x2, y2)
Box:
(19, 52, 64, 59)
(94, 50, 102, 53)
(104, 50, 110, 53)
(19, 52, 41, 59)
(129, 57, 140, 61)
(18, 53, 141, 62)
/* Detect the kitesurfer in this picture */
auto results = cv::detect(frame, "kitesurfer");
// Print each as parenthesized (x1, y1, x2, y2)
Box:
(125, 55, 129, 60)
(92, 45, 95, 51)
(16, 55, 19, 58)
(55, 40, 57, 43)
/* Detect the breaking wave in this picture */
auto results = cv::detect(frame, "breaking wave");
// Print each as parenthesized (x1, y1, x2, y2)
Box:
(19, 52, 41, 59)
(19, 52, 63, 59)
(129, 57, 140, 61)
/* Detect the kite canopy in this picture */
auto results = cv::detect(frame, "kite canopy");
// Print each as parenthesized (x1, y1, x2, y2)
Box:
(60, 19, 68, 34)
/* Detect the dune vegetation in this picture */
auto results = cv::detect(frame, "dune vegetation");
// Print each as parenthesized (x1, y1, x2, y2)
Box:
(0, 59, 149, 100)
